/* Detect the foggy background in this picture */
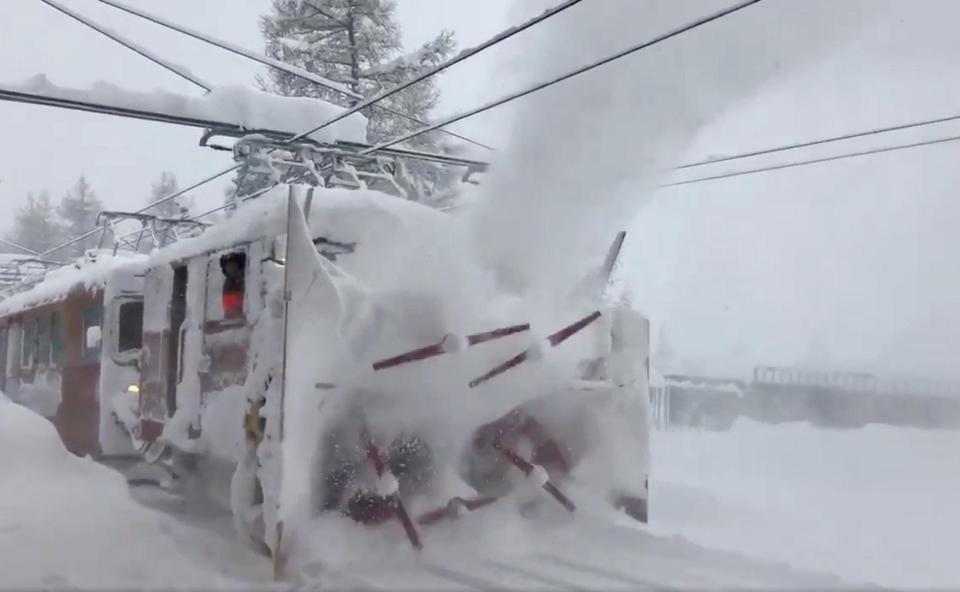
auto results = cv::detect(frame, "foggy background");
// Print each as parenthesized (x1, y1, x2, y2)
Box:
(1, 0, 959, 382)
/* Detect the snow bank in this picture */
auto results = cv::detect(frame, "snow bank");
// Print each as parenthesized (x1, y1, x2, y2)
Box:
(0, 394, 248, 589)
(10, 74, 368, 144)
(650, 419, 960, 588)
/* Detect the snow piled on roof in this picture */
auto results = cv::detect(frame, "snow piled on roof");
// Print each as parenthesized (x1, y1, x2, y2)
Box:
(153, 184, 445, 265)
(11, 74, 368, 144)
(0, 394, 247, 588)
(0, 252, 147, 316)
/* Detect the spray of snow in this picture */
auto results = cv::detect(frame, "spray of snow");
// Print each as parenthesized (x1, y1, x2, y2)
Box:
(470, 0, 883, 299)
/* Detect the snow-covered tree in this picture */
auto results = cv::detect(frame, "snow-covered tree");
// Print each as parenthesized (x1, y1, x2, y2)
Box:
(58, 176, 103, 257)
(148, 171, 191, 219)
(258, 0, 457, 202)
(140, 172, 193, 250)
(7, 192, 65, 254)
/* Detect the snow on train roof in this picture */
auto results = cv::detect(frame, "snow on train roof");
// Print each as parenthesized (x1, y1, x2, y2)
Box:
(11, 74, 368, 144)
(0, 252, 148, 317)
(0, 187, 443, 316)
(153, 185, 447, 265)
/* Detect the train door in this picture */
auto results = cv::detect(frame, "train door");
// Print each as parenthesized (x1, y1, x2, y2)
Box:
(0, 325, 6, 393)
(166, 265, 188, 416)
(5, 321, 20, 399)
(136, 264, 183, 449)
(97, 266, 146, 457)
(200, 246, 255, 394)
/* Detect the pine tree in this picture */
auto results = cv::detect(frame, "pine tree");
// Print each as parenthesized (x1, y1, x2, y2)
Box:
(58, 176, 103, 257)
(143, 171, 193, 250)
(259, 0, 456, 202)
(7, 192, 65, 255)
(148, 171, 191, 219)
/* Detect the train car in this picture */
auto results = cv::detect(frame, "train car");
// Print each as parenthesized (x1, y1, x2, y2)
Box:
(0, 254, 147, 458)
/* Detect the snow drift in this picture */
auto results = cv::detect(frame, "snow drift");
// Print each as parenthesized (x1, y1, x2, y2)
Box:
(0, 392, 244, 589)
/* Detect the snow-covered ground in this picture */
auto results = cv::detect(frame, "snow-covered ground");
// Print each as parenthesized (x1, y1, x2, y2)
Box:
(0, 392, 275, 590)
(650, 420, 960, 589)
(9, 381, 958, 590)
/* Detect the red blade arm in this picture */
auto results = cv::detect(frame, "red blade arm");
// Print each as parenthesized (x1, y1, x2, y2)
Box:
(469, 351, 529, 388)
(372, 323, 530, 371)
(468, 311, 602, 388)
(364, 433, 423, 550)
(493, 441, 576, 513)
(467, 323, 530, 345)
(372, 342, 446, 370)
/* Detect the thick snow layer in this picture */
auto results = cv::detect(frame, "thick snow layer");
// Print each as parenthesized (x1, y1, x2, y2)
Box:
(10, 74, 368, 144)
(154, 185, 444, 266)
(0, 393, 256, 589)
(0, 252, 147, 316)
(650, 420, 960, 588)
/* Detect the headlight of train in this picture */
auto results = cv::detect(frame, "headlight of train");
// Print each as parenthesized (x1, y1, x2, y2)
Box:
(127, 384, 140, 395)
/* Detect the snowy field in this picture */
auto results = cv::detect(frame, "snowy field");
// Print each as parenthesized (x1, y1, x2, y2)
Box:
(650, 420, 960, 589)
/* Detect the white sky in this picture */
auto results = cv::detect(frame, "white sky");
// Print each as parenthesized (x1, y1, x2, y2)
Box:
(1, 0, 958, 381)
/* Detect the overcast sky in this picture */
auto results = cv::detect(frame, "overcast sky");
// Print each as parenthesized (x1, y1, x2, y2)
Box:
(1, 0, 959, 382)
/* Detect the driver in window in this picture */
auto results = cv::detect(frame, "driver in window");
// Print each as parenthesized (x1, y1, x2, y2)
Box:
(220, 255, 245, 319)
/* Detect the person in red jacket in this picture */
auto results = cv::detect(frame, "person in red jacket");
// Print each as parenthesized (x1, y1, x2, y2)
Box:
(220, 254, 245, 319)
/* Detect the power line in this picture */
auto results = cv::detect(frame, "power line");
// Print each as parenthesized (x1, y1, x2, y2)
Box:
(361, 0, 764, 155)
(664, 132, 960, 187)
(289, 0, 585, 145)
(39, 0, 758, 258)
(94, 0, 489, 150)
(679, 112, 960, 170)
(39, 0, 211, 92)
(0, 238, 41, 256)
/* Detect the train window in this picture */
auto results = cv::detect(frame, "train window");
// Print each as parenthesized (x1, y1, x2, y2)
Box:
(219, 252, 246, 320)
(50, 312, 64, 365)
(117, 301, 144, 352)
(36, 316, 50, 366)
(81, 304, 101, 361)
(20, 319, 36, 368)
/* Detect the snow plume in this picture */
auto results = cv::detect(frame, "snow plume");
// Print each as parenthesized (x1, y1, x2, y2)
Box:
(470, 0, 883, 299)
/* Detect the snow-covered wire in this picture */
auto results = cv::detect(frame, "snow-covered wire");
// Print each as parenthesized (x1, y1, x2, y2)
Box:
(288, 0, 586, 147)
(361, 0, 765, 155)
(93, 0, 488, 150)
(663, 132, 960, 187)
(678, 112, 960, 170)
(38, 0, 211, 93)
(0, 238, 41, 256)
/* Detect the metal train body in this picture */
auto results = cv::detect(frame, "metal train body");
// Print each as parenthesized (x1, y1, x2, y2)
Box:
(0, 186, 652, 562)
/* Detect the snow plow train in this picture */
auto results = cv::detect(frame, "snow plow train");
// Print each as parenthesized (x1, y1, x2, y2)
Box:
(0, 186, 651, 577)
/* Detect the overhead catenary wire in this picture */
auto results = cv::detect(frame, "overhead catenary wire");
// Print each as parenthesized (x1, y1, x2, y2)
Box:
(94, 0, 489, 150)
(39, 163, 240, 257)
(361, 0, 764, 155)
(664, 132, 960, 187)
(679, 111, 960, 170)
(39, 0, 759, 258)
(288, 0, 585, 145)
(0, 238, 41, 256)
(38, 0, 212, 92)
